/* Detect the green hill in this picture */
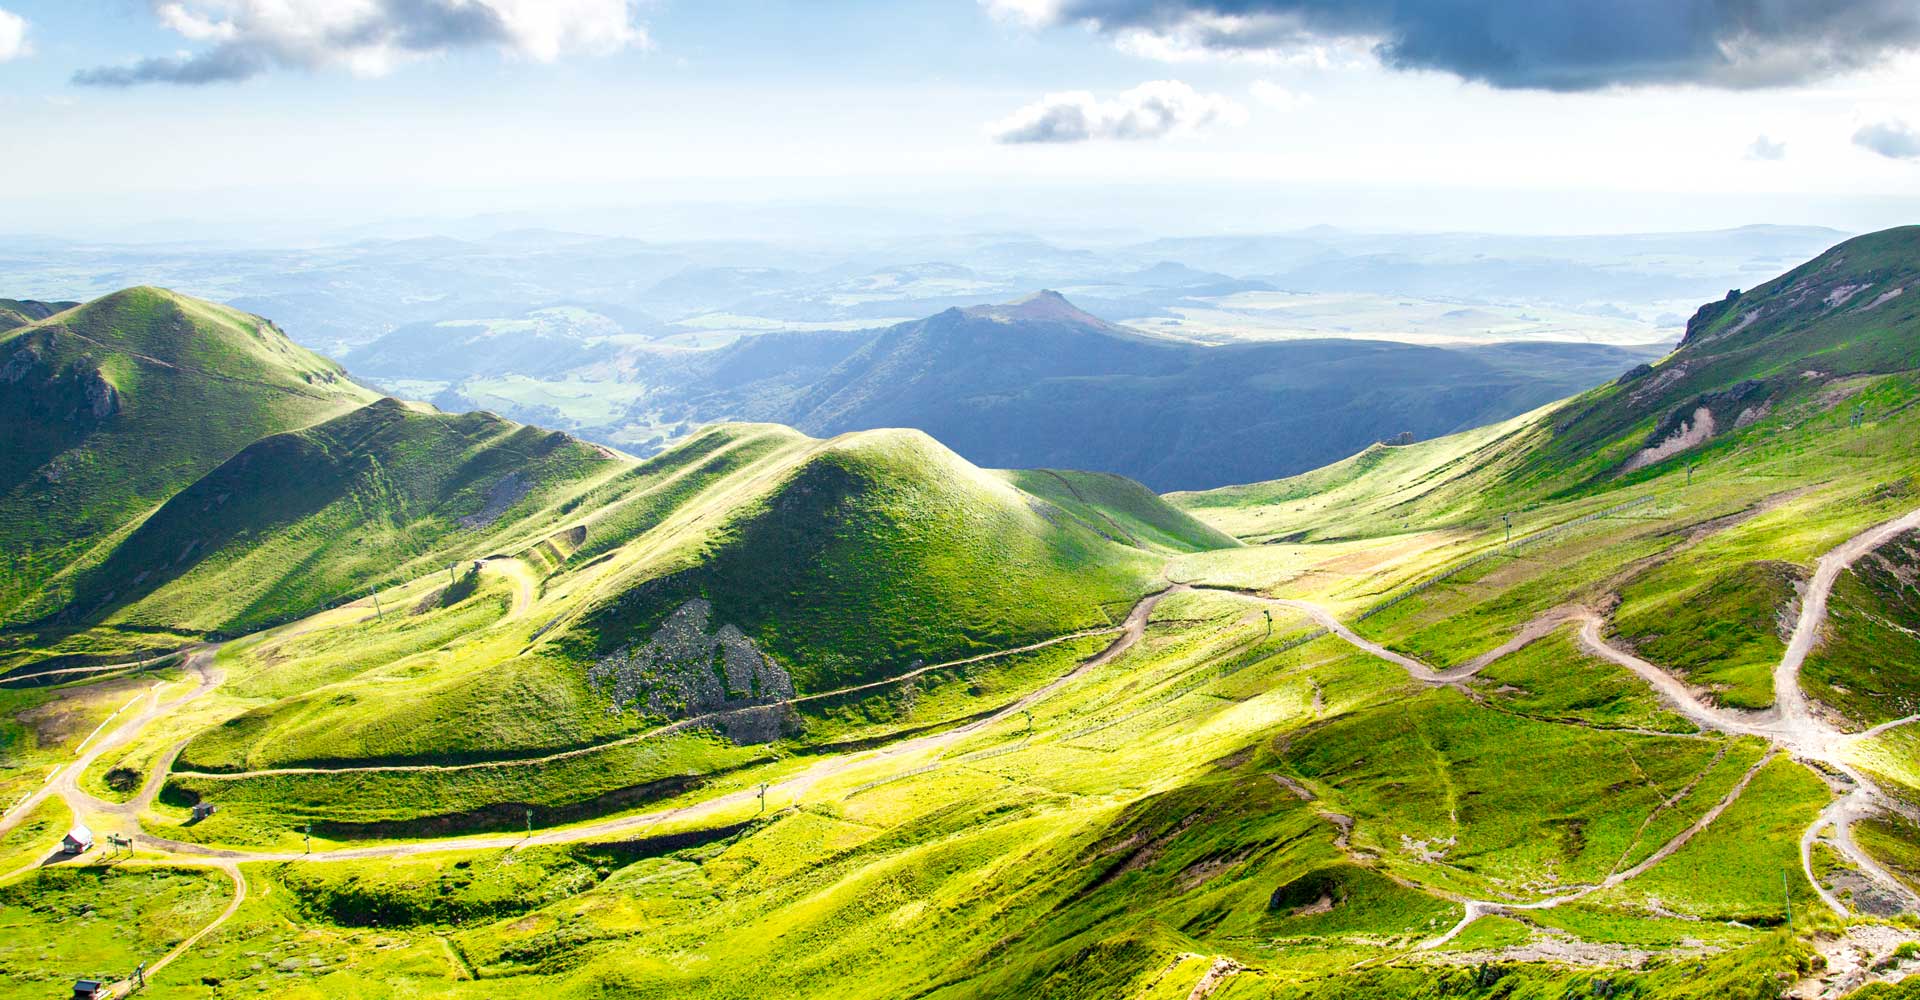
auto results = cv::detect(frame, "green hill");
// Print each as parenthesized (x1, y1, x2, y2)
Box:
(1175, 226, 1920, 540)
(0, 298, 78, 331)
(14, 239, 1920, 1000)
(557, 427, 1201, 697)
(1173, 226, 1920, 719)
(0, 287, 377, 628)
(173, 424, 1219, 777)
(1522, 225, 1920, 488)
(65, 397, 618, 636)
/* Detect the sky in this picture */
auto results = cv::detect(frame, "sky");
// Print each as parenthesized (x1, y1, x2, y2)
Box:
(0, 0, 1917, 242)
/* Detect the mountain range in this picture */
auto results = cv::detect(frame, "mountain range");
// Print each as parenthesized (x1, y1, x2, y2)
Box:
(3, 228, 1920, 1000)
(629, 290, 1666, 490)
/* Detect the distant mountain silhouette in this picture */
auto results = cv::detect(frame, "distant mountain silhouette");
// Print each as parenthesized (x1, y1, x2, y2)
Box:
(653, 291, 1666, 491)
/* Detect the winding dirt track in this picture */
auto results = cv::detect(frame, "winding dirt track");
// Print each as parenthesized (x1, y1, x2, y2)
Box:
(134, 584, 1186, 864)
(1778, 510, 1920, 735)
(173, 620, 1128, 781)
(7, 506, 1920, 986)
(124, 862, 247, 992)
(1174, 508, 1920, 944)
(1415, 506, 1920, 940)
(0, 647, 223, 839)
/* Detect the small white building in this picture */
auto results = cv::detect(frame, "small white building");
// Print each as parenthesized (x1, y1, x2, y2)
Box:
(61, 823, 94, 854)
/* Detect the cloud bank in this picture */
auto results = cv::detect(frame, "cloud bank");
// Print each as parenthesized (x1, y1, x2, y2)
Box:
(989, 0, 1920, 92)
(75, 0, 643, 86)
(991, 79, 1247, 143)
(1854, 120, 1920, 160)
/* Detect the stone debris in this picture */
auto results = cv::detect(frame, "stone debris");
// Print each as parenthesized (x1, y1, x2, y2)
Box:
(1790, 924, 1920, 999)
(589, 599, 796, 739)
(460, 472, 533, 529)
(1402, 834, 1457, 863)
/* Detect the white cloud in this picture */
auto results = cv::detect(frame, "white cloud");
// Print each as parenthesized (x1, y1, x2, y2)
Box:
(77, 0, 645, 86)
(0, 8, 30, 63)
(983, 0, 1060, 27)
(1250, 81, 1312, 111)
(990, 80, 1248, 144)
(1854, 120, 1920, 160)
(1744, 135, 1786, 161)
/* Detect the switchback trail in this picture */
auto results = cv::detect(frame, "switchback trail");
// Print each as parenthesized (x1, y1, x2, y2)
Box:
(11, 507, 1920, 985)
(1175, 508, 1920, 945)
(1411, 505, 1920, 940)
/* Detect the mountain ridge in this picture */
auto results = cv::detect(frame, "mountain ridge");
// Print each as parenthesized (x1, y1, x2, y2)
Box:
(645, 289, 1667, 490)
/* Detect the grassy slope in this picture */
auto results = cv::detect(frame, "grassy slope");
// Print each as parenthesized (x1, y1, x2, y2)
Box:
(0, 867, 234, 999)
(0, 287, 376, 627)
(1468, 626, 1694, 732)
(70, 397, 616, 635)
(130, 422, 1219, 791)
(132, 602, 1798, 1000)
(1002, 467, 1240, 553)
(1804, 528, 1920, 727)
(17, 234, 1920, 1000)
(559, 427, 1191, 693)
(1174, 228, 1920, 542)
(1173, 227, 1920, 701)
(1167, 407, 1549, 544)
(1526, 224, 1920, 487)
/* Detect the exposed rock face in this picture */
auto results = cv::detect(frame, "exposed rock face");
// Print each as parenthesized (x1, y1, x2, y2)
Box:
(588, 599, 796, 740)
(1623, 379, 1771, 472)
(82, 368, 118, 418)
(1680, 289, 1741, 347)
(1614, 363, 1653, 387)
(1, 344, 41, 383)
(1624, 406, 1714, 472)
(459, 472, 531, 529)
(1, 341, 119, 424)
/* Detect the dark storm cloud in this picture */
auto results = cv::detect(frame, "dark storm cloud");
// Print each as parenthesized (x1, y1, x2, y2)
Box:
(1020, 0, 1920, 91)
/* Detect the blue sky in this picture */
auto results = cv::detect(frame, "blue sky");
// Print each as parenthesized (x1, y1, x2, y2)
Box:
(1, 1, 1917, 241)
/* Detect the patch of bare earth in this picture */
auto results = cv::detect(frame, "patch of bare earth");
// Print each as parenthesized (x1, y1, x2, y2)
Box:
(1625, 406, 1715, 472)
(1423, 925, 1716, 969)
(1186, 957, 1245, 1000)
(1789, 925, 1920, 999)
(1269, 773, 1315, 800)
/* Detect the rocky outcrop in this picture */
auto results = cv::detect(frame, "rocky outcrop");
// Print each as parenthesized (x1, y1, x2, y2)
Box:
(1623, 379, 1771, 472)
(1, 340, 119, 424)
(1, 344, 41, 383)
(1680, 289, 1741, 347)
(459, 472, 532, 529)
(1614, 363, 1653, 386)
(588, 599, 796, 740)
(81, 367, 118, 418)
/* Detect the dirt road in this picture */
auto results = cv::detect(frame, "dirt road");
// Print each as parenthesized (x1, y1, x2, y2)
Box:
(11, 505, 1920, 982)
(127, 585, 1188, 865)
(174, 618, 1128, 781)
